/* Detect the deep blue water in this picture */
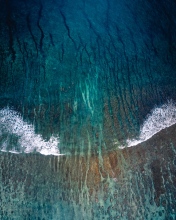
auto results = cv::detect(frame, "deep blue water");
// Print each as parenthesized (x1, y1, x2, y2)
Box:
(0, 0, 176, 153)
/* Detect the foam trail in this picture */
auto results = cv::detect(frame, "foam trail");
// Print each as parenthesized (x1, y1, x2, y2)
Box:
(0, 107, 63, 156)
(118, 100, 176, 149)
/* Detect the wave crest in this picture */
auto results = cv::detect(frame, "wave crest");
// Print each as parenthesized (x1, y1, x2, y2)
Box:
(0, 107, 62, 155)
(125, 100, 176, 148)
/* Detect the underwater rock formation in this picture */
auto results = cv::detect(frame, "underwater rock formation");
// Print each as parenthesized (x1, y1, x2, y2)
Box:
(0, 123, 176, 219)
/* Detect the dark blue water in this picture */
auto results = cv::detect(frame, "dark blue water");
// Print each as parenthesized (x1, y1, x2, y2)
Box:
(0, 0, 176, 153)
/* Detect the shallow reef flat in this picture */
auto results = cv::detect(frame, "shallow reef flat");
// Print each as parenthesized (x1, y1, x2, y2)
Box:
(0, 123, 176, 219)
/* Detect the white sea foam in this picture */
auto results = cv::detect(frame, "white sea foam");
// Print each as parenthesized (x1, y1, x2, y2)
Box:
(1, 100, 176, 154)
(118, 100, 176, 149)
(0, 107, 63, 156)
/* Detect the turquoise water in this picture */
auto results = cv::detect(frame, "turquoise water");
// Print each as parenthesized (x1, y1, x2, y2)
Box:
(0, 0, 176, 219)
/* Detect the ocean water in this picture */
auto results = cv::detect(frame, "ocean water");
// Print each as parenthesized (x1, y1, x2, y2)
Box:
(0, 0, 176, 219)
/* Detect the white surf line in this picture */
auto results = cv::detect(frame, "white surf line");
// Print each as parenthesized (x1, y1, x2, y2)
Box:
(118, 100, 176, 149)
(0, 107, 64, 156)
(2, 100, 175, 154)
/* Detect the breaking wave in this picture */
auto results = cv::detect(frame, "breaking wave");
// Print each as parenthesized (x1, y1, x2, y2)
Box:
(0, 107, 62, 156)
(119, 100, 176, 149)
(1, 100, 176, 155)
